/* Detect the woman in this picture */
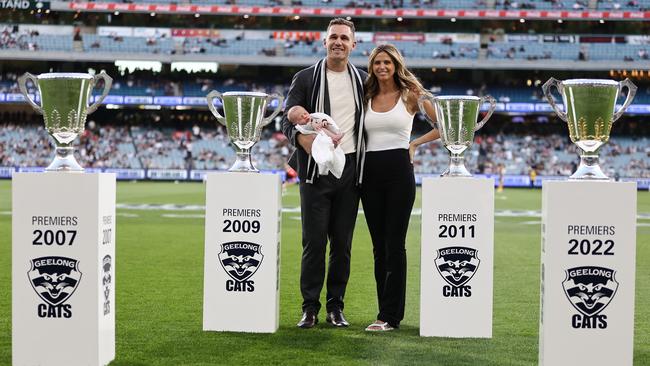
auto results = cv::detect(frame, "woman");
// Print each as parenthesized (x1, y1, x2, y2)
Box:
(361, 44, 439, 331)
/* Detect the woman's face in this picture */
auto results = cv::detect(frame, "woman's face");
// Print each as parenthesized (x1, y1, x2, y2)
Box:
(372, 51, 395, 82)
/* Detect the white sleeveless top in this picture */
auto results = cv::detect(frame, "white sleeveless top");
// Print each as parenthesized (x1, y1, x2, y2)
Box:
(365, 97, 415, 152)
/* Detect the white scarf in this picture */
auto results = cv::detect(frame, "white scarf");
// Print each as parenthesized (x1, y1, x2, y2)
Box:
(308, 57, 366, 184)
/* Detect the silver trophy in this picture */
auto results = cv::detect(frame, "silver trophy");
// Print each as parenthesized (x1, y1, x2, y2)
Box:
(206, 91, 284, 172)
(419, 95, 496, 177)
(543, 78, 636, 180)
(18, 72, 112, 172)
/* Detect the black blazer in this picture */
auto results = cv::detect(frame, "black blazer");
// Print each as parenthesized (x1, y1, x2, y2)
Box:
(281, 64, 367, 183)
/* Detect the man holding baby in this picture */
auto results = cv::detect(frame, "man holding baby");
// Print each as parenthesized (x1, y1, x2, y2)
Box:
(281, 17, 367, 329)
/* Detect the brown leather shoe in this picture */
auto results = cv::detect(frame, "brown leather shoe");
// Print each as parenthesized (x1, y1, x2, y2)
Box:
(297, 312, 318, 328)
(326, 310, 349, 327)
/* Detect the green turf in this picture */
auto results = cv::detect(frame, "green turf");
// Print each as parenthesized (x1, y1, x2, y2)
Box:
(0, 180, 648, 365)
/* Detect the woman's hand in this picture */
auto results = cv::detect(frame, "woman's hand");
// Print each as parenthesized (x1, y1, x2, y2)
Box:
(409, 141, 417, 164)
(409, 129, 441, 163)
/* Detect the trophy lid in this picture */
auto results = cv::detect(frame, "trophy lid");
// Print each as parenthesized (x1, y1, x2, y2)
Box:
(435, 95, 481, 101)
(563, 79, 619, 86)
(38, 73, 94, 80)
(222, 91, 268, 97)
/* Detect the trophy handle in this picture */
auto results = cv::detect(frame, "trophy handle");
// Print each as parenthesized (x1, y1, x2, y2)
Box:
(87, 71, 113, 114)
(475, 94, 496, 131)
(263, 93, 284, 126)
(417, 95, 437, 128)
(542, 77, 568, 123)
(612, 78, 637, 122)
(17, 72, 43, 114)
(206, 90, 226, 125)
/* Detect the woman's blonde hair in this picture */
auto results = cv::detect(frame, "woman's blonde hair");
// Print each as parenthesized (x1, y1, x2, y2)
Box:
(364, 43, 429, 107)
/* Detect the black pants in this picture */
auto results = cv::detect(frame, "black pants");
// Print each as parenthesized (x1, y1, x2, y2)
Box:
(299, 154, 359, 314)
(360, 149, 415, 328)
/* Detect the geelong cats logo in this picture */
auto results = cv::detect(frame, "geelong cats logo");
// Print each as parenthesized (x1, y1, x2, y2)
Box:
(102, 255, 112, 316)
(562, 266, 618, 329)
(435, 246, 480, 297)
(28, 256, 82, 318)
(218, 241, 264, 292)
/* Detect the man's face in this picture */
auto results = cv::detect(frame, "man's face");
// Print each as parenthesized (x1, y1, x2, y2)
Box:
(324, 24, 356, 63)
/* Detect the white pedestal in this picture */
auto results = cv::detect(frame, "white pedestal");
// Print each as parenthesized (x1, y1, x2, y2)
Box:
(12, 172, 116, 366)
(203, 172, 281, 333)
(420, 178, 494, 338)
(540, 181, 636, 366)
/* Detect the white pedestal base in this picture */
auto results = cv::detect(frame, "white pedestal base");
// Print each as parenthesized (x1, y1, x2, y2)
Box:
(203, 172, 281, 333)
(12, 172, 116, 366)
(540, 181, 636, 366)
(420, 178, 494, 338)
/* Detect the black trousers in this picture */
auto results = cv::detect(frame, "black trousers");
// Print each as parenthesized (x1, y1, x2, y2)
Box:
(299, 154, 359, 313)
(360, 149, 415, 328)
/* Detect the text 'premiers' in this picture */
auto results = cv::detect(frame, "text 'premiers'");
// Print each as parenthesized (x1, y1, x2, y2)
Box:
(566, 225, 617, 256)
(102, 215, 113, 245)
(567, 225, 615, 236)
(31, 216, 78, 246)
(437, 212, 478, 239)
(438, 213, 477, 222)
(222, 208, 262, 234)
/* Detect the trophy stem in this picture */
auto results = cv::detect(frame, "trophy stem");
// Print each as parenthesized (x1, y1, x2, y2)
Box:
(569, 152, 609, 180)
(46, 146, 84, 172)
(442, 153, 472, 177)
(229, 150, 259, 173)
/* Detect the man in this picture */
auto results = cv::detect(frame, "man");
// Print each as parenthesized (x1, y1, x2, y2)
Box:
(281, 18, 367, 329)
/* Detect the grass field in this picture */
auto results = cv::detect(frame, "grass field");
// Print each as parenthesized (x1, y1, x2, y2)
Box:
(1, 180, 649, 365)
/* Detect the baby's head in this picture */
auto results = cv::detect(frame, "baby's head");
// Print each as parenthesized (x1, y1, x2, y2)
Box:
(288, 105, 311, 125)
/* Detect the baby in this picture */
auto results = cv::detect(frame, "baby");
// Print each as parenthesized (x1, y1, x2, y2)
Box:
(287, 105, 343, 145)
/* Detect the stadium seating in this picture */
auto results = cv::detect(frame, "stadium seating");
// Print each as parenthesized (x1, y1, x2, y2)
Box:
(2, 122, 647, 178)
(588, 43, 650, 62)
(597, 0, 650, 10)
(4, 24, 650, 66)
(487, 41, 578, 60)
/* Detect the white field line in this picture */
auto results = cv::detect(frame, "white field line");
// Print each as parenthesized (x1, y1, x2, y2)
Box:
(161, 213, 204, 218)
(2, 207, 648, 224)
(112, 204, 650, 221)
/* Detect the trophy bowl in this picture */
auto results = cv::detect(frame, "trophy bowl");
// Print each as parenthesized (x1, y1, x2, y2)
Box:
(18, 71, 113, 172)
(542, 78, 636, 180)
(418, 95, 496, 177)
(206, 91, 284, 172)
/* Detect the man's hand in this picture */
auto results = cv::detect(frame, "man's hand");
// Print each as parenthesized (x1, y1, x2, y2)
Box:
(331, 132, 344, 147)
(297, 133, 316, 154)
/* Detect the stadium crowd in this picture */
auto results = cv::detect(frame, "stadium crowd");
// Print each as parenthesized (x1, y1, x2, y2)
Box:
(1, 121, 648, 178)
(0, 26, 39, 51)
